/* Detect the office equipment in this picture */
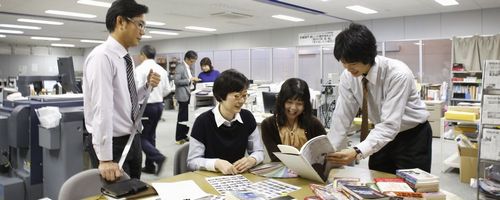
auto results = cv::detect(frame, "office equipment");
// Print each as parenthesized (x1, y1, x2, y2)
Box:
(16, 75, 59, 96)
(262, 92, 278, 114)
(57, 57, 77, 93)
(0, 97, 85, 200)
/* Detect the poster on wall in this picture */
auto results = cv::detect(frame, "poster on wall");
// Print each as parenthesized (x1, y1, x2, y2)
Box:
(298, 31, 340, 46)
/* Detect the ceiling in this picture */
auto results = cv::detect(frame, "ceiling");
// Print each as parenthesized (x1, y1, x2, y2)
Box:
(0, 0, 499, 48)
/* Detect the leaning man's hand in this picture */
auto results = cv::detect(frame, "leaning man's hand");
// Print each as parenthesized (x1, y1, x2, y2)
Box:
(99, 161, 122, 181)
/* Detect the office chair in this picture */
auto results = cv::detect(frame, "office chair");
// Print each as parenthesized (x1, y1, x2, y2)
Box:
(58, 169, 130, 200)
(173, 143, 190, 175)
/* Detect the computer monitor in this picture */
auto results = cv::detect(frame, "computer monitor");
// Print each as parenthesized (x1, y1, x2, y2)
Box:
(57, 57, 77, 93)
(262, 91, 278, 114)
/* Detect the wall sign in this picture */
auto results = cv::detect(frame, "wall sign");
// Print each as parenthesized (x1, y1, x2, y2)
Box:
(298, 31, 340, 46)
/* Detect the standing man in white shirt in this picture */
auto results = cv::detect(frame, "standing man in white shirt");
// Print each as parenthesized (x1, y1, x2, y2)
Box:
(174, 50, 200, 144)
(83, 0, 160, 182)
(134, 45, 170, 175)
(326, 23, 432, 174)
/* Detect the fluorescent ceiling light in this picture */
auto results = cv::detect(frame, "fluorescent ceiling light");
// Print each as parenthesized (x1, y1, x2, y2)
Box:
(80, 39, 105, 44)
(18, 18, 64, 25)
(77, 0, 111, 8)
(185, 26, 216, 32)
(346, 5, 378, 14)
(149, 31, 179, 35)
(31, 36, 61, 41)
(272, 14, 304, 22)
(146, 21, 165, 26)
(0, 34, 5, 38)
(0, 24, 41, 30)
(434, 0, 459, 6)
(0, 29, 23, 34)
(45, 10, 96, 18)
(51, 43, 75, 47)
(141, 35, 152, 39)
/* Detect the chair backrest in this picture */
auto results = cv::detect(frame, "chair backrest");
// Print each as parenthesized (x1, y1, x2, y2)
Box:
(173, 142, 190, 175)
(58, 169, 130, 200)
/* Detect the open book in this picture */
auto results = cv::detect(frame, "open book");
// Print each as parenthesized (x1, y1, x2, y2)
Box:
(273, 135, 336, 183)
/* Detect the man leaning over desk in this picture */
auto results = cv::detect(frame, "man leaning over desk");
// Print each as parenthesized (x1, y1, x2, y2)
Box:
(326, 23, 432, 174)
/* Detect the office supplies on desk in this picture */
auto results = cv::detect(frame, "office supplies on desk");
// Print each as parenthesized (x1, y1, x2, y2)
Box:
(152, 180, 210, 200)
(250, 162, 298, 178)
(247, 179, 300, 199)
(206, 175, 253, 195)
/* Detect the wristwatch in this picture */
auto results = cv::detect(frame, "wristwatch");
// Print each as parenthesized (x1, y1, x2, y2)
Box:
(353, 146, 363, 160)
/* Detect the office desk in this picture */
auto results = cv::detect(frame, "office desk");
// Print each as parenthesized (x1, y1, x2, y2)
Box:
(86, 166, 462, 200)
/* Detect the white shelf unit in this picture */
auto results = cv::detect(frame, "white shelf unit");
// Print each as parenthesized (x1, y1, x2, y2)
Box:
(449, 70, 482, 106)
(477, 60, 500, 199)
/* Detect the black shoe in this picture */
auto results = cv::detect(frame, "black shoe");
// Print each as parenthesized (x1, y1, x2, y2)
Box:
(141, 167, 155, 174)
(155, 157, 166, 175)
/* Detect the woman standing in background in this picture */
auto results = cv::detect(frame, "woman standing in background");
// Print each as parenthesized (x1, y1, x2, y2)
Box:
(197, 57, 220, 83)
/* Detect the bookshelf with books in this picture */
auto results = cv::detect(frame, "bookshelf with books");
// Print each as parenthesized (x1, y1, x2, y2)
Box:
(450, 63, 483, 105)
(477, 60, 500, 199)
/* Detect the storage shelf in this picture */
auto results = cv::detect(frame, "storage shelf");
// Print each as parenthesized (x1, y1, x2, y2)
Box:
(450, 98, 481, 102)
(452, 71, 482, 74)
(452, 81, 481, 84)
(444, 119, 480, 124)
(478, 158, 500, 164)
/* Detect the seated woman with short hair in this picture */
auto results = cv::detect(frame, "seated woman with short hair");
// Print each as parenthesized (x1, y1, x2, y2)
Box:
(187, 69, 264, 174)
(261, 78, 327, 161)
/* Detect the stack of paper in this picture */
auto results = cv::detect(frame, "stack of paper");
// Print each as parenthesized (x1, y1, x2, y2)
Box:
(152, 180, 211, 200)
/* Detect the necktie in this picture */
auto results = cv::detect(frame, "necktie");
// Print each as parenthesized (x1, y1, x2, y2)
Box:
(124, 54, 139, 122)
(360, 77, 369, 142)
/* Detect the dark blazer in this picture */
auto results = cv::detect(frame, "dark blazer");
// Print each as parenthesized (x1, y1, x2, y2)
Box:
(174, 62, 192, 102)
(260, 115, 327, 161)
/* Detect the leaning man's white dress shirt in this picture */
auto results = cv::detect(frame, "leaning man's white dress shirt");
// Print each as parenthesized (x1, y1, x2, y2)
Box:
(328, 56, 429, 158)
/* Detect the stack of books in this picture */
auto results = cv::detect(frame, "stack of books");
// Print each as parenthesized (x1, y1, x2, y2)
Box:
(396, 168, 439, 193)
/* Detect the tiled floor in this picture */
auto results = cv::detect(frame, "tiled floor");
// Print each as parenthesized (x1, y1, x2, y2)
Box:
(140, 109, 475, 199)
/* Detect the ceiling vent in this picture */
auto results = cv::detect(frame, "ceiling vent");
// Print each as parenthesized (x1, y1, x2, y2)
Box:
(211, 11, 253, 19)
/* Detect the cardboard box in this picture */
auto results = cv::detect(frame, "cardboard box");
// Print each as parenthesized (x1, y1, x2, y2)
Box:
(458, 146, 478, 183)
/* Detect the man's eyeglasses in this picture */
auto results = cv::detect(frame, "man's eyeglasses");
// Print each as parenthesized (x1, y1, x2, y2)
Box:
(126, 17, 146, 31)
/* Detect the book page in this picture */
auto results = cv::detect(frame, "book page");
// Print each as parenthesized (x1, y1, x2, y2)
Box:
(300, 135, 335, 167)
(299, 135, 336, 181)
(277, 144, 300, 154)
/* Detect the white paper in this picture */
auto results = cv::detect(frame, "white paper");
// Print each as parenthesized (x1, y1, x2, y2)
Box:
(483, 60, 500, 89)
(152, 180, 210, 200)
(482, 95, 500, 125)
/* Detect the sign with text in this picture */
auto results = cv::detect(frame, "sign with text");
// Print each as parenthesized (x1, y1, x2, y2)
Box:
(298, 31, 340, 46)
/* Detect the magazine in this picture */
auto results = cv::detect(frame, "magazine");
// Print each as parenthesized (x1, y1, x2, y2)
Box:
(273, 135, 336, 183)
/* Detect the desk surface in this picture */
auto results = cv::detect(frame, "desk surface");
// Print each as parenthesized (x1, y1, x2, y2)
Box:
(87, 166, 462, 200)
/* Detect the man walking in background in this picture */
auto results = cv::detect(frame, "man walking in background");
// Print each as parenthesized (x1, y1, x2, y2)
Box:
(135, 45, 171, 175)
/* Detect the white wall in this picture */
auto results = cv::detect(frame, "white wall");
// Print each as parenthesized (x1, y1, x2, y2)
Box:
(0, 44, 85, 78)
(4, 7, 500, 78)
(141, 7, 500, 52)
